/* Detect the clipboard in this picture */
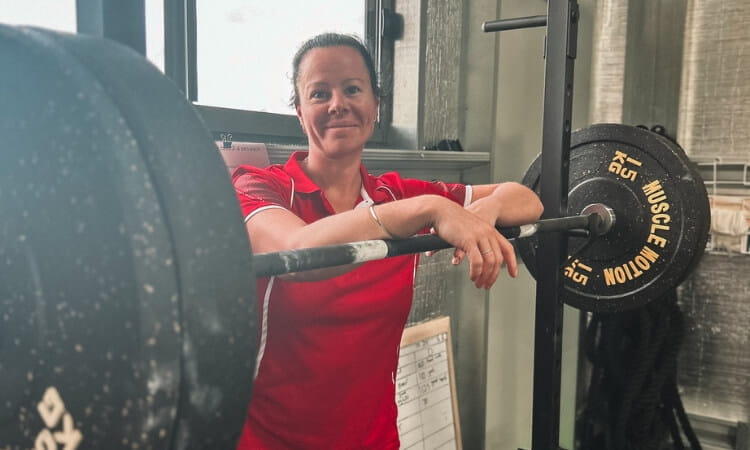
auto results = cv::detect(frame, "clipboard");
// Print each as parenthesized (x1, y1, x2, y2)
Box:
(396, 316, 463, 450)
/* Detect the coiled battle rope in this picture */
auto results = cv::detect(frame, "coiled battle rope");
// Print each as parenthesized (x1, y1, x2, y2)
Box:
(577, 290, 702, 450)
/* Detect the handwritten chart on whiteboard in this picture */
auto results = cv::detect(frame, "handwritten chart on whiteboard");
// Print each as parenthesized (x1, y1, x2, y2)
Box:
(396, 316, 462, 450)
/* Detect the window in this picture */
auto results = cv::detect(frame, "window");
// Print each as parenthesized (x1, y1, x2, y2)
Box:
(195, 1, 365, 115)
(145, 0, 165, 72)
(0, 0, 76, 32)
(183, 0, 391, 144)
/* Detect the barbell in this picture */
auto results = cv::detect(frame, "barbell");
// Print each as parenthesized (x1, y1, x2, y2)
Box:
(0, 25, 709, 449)
(254, 203, 615, 277)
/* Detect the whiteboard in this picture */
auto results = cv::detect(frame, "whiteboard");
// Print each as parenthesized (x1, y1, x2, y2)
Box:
(396, 316, 462, 450)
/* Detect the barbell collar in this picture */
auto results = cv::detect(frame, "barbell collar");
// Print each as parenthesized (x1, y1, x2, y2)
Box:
(580, 203, 616, 236)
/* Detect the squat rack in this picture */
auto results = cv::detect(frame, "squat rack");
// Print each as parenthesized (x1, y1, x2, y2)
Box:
(483, 1, 579, 449)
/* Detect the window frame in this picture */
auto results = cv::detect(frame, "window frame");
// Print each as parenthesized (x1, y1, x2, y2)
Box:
(163, 0, 391, 146)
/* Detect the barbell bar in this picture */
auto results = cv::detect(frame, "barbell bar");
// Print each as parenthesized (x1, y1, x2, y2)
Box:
(253, 203, 615, 277)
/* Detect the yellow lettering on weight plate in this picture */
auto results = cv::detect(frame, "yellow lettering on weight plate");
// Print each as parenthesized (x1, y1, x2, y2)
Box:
(564, 259, 593, 286)
(642, 180, 672, 248)
(603, 246, 660, 286)
(608, 150, 643, 182)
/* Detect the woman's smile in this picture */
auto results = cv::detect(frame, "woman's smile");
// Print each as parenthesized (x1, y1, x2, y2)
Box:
(295, 46, 379, 159)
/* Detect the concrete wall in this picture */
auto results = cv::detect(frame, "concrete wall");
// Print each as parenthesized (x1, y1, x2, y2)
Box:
(393, 1, 489, 448)
(677, 0, 750, 425)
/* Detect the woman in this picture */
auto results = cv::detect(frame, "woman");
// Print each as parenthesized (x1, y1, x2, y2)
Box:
(232, 33, 543, 449)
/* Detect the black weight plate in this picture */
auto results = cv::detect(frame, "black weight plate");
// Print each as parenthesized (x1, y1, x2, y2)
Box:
(0, 25, 181, 448)
(518, 124, 710, 312)
(49, 30, 257, 449)
(0, 26, 257, 449)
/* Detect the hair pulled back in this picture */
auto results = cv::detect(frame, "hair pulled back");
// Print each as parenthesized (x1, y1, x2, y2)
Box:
(290, 33, 380, 107)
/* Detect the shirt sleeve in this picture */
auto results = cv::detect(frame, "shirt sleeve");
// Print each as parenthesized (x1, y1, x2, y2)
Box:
(418, 180, 471, 207)
(377, 172, 470, 206)
(231, 166, 290, 222)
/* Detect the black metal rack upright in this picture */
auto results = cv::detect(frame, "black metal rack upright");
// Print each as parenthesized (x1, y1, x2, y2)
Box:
(483, 1, 579, 449)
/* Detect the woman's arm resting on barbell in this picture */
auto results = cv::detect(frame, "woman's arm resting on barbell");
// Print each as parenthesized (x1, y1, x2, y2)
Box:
(246, 194, 509, 287)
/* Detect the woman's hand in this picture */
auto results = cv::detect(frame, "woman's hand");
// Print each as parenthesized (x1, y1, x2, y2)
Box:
(423, 183, 543, 289)
(428, 199, 517, 289)
(447, 182, 544, 288)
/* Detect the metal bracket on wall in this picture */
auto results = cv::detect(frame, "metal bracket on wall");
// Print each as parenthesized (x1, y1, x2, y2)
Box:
(694, 157, 750, 195)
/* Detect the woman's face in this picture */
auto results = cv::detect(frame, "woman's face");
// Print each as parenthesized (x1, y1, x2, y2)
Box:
(295, 46, 379, 160)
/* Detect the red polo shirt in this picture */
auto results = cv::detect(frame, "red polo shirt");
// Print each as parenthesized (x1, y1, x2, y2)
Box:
(232, 152, 469, 449)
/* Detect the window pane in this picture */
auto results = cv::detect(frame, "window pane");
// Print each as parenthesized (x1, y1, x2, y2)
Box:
(0, 0, 76, 32)
(195, 0, 364, 115)
(145, 0, 165, 72)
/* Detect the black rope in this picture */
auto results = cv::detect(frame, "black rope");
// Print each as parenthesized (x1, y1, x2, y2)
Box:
(576, 290, 703, 450)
